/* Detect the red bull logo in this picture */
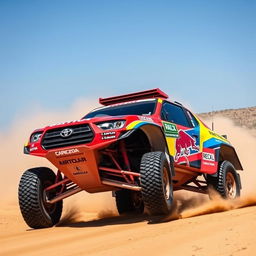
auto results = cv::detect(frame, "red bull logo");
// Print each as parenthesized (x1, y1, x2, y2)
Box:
(175, 130, 199, 161)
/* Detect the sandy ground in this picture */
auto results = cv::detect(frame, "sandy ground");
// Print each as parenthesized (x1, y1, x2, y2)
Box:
(1, 107, 256, 256)
(1, 198, 256, 256)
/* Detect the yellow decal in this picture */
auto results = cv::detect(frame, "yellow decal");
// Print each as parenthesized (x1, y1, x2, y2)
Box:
(126, 121, 143, 130)
(195, 116, 229, 151)
(165, 137, 176, 156)
(158, 98, 163, 104)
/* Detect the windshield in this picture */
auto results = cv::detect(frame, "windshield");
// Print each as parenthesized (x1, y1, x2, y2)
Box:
(83, 100, 157, 118)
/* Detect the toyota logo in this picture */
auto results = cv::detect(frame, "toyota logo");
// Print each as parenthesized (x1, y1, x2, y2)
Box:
(60, 128, 73, 138)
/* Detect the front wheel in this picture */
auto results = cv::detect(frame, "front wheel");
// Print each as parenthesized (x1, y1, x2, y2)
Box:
(18, 167, 63, 229)
(207, 161, 241, 199)
(140, 151, 173, 215)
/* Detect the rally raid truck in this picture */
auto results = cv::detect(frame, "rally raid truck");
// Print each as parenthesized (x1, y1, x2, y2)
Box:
(19, 88, 243, 228)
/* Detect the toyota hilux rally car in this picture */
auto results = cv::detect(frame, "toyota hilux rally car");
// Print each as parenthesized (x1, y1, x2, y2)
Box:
(19, 89, 243, 228)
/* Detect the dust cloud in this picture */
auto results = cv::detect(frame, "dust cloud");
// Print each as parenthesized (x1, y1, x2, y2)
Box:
(57, 193, 117, 225)
(0, 98, 118, 223)
(0, 98, 97, 202)
(0, 102, 255, 224)
(172, 116, 256, 219)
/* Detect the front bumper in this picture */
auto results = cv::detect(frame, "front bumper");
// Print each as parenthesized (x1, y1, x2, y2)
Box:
(45, 144, 112, 193)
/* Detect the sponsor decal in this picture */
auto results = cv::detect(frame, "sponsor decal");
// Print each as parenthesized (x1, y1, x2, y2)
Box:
(101, 131, 116, 140)
(102, 132, 116, 136)
(73, 169, 88, 175)
(202, 152, 215, 161)
(55, 148, 80, 156)
(209, 130, 227, 141)
(102, 135, 116, 140)
(163, 122, 179, 138)
(30, 147, 38, 152)
(139, 116, 153, 122)
(175, 130, 199, 161)
(73, 166, 88, 175)
(202, 161, 215, 166)
(59, 157, 86, 165)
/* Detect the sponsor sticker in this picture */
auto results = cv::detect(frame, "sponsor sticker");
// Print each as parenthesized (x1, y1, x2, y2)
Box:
(162, 122, 179, 138)
(139, 116, 153, 122)
(209, 130, 227, 141)
(174, 130, 199, 161)
(102, 132, 116, 136)
(102, 135, 116, 140)
(73, 166, 88, 175)
(202, 161, 215, 166)
(59, 157, 86, 165)
(202, 152, 215, 161)
(55, 148, 80, 156)
(101, 131, 116, 140)
(73, 170, 88, 175)
(30, 147, 38, 152)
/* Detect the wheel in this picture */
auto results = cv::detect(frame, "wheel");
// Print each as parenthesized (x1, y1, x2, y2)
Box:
(207, 160, 241, 199)
(140, 151, 173, 215)
(18, 167, 63, 229)
(115, 190, 144, 215)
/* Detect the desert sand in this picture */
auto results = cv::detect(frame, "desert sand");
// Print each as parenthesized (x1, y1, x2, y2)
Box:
(1, 196, 256, 256)
(1, 106, 256, 256)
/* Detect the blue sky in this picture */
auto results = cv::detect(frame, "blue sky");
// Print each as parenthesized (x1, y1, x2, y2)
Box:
(0, 0, 255, 129)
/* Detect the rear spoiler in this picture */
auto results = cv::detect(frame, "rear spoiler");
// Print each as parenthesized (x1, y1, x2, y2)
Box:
(99, 88, 168, 106)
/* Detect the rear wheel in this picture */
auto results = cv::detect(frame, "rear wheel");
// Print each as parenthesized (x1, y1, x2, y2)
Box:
(115, 189, 144, 215)
(140, 151, 173, 215)
(207, 160, 241, 199)
(18, 167, 63, 229)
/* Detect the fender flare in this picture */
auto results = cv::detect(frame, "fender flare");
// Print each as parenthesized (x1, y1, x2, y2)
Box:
(215, 144, 243, 171)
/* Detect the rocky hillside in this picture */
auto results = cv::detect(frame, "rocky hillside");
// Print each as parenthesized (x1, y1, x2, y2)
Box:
(198, 106, 256, 131)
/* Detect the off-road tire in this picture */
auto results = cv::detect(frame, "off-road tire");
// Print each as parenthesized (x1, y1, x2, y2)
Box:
(115, 189, 144, 215)
(18, 167, 63, 229)
(140, 151, 173, 215)
(207, 160, 241, 199)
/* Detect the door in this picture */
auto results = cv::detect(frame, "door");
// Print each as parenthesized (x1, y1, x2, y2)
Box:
(161, 102, 201, 168)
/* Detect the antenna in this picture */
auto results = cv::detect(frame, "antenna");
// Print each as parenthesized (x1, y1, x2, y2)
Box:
(211, 106, 214, 131)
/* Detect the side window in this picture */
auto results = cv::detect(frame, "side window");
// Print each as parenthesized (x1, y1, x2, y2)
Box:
(161, 102, 191, 127)
(186, 110, 199, 127)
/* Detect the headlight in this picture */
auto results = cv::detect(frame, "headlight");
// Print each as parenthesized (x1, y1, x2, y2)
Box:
(30, 132, 43, 143)
(97, 120, 125, 130)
